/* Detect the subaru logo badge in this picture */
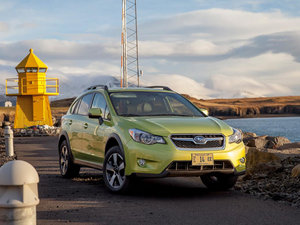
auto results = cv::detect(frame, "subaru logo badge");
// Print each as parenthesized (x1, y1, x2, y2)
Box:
(193, 136, 207, 144)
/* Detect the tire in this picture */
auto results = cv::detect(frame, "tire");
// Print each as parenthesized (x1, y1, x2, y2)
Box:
(103, 146, 130, 193)
(201, 173, 238, 190)
(59, 140, 80, 178)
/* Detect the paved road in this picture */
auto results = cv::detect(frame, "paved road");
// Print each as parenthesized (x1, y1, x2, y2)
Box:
(15, 136, 300, 225)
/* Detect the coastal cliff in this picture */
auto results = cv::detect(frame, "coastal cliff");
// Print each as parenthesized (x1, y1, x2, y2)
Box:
(183, 95, 300, 118)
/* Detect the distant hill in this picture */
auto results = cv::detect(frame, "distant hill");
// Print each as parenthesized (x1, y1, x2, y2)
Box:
(0, 96, 16, 107)
(50, 97, 75, 107)
(183, 95, 300, 118)
(50, 95, 300, 118)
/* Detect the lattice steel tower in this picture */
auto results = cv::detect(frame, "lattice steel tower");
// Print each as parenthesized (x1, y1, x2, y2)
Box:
(121, 0, 140, 87)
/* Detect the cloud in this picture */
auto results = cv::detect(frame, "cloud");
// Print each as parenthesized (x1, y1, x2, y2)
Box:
(0, 22, 9, 32)
(141, 74, 212, 99)
(140, 39, 228, 58)
(0, 2, 14, 12)
(207, 74, 291, 98)
(57, 74, 118, 99)
(226, 31, 300, 62)
(16, 22, 37, 29)
(0, 39, 120, 62)
(1, 7, 300, 99)
(142, 8, 300, 41)
(201, 52, 300, 97)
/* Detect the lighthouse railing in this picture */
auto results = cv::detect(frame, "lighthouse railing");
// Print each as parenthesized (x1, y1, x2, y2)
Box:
(5, 77, 59, 96)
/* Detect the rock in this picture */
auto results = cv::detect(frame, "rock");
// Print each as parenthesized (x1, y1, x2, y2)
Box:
(244, 135, 292, 150)
(266, 136, 291, 149)
(243, 132, 257, 140)
(291, 164, 300, 178)
(243, 132, 257, 146)
(266, 148, 300, 160)
(246, 147, 282, 175)
(246, 136, 268, 149)
(278, 142, 300, 150)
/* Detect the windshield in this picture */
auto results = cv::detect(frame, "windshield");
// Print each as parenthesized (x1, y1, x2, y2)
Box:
(109, 91, 204, 117)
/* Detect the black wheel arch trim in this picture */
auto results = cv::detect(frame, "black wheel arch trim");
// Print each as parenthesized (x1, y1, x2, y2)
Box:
(105, 133, 125, 154)
(58, 131, 76, 163)
(58, 130, 71, 152)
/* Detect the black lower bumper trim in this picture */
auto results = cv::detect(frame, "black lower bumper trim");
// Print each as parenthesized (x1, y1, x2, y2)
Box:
(234, 170, 246, 176)
(135, 170, 169, 178)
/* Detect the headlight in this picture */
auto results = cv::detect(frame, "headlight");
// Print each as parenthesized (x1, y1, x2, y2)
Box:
(229, 128, 242, 144)
(129, 129, 165, 145)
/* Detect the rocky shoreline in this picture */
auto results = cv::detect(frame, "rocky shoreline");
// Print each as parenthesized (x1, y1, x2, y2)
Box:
(235, 132, 300, 207)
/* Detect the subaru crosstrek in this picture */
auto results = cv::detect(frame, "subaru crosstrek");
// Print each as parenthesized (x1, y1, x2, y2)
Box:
(58, 85, 246, 192)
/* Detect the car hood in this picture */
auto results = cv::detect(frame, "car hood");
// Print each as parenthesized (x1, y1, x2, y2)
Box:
(120, 116, 233, 137)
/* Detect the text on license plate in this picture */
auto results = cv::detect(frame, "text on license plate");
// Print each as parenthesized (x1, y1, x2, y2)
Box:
(191, 153, 214, 166)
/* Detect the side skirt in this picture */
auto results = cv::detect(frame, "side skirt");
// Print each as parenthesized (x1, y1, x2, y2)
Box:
(73, 159, 103, 170)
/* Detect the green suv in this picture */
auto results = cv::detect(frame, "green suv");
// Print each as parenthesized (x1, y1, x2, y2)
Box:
(58, 85, 246, 192)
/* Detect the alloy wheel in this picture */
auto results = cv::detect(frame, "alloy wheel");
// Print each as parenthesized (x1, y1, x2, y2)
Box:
(60, 145, 69, 175)
(105, 153, 125, 189)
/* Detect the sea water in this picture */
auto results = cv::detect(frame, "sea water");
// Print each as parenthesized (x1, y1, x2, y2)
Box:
(225, 117, 300, 142)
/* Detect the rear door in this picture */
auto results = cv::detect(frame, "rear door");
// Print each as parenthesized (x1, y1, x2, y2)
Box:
(69, 93, 94, 161)
(65, 98, 81, 153)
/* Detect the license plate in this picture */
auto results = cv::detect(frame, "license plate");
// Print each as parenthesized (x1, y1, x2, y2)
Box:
(191, 153, 214, 166)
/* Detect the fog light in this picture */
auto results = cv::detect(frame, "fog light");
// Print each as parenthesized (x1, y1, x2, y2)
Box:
(137, 159, 146, 167)
(240, 157, 246, 164)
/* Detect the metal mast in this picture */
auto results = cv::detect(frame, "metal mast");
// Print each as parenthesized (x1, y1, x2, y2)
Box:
(121, 0, 140, 87)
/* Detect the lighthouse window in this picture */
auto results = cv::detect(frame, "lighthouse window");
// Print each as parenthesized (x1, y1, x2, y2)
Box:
(26, 68, 38, 73)
(39, 68, 47, 73)
(17, 68, 25, 73)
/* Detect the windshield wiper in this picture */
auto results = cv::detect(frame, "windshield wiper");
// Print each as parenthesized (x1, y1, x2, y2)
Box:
(119, 113, 141, 117)
(149, 114, 195, 117)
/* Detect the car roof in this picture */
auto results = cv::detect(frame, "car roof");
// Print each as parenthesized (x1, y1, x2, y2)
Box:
(82, 85, 174, 94)
(108, 87, 173, 93)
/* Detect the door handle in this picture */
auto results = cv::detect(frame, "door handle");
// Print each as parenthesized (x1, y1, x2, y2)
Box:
(83, 123, 88, 129)
(68, 120, 72, 125)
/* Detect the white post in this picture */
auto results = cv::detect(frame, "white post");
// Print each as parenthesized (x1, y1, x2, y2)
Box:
(4, 122, 14, 157)
(0, 160, 40, 225)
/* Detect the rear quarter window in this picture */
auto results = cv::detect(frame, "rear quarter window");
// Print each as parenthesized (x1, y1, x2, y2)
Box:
(70, 99, 80, 114)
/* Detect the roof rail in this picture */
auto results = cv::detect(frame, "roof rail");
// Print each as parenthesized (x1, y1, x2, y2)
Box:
(146, 86, 173, 91)
(85, 85, 109, 92)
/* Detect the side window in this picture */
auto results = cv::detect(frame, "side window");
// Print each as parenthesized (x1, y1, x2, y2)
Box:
(91, 93, 110, 120)
(70, 99, 80, 114)
(77, 93, 94, 116)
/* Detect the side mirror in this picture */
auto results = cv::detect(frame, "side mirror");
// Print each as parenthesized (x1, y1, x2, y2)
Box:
(199, 108, 209, 116)
(88, 108, 104, 125)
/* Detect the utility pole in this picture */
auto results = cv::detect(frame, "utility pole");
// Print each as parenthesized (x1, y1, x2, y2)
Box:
(121, 0, 140, 87)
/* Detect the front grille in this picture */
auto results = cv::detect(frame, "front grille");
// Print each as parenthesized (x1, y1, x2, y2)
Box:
(168, 160, 233, 172)
(170, 134, 224, 149)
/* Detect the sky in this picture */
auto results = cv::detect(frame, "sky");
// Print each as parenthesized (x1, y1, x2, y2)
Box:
(0, 0, 300, 99)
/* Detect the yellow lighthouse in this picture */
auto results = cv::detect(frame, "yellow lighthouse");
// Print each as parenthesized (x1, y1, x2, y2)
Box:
(6, 49, 59, 128)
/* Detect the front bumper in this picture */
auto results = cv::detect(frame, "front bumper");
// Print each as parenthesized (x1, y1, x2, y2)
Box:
(124, 138, 246, 177)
